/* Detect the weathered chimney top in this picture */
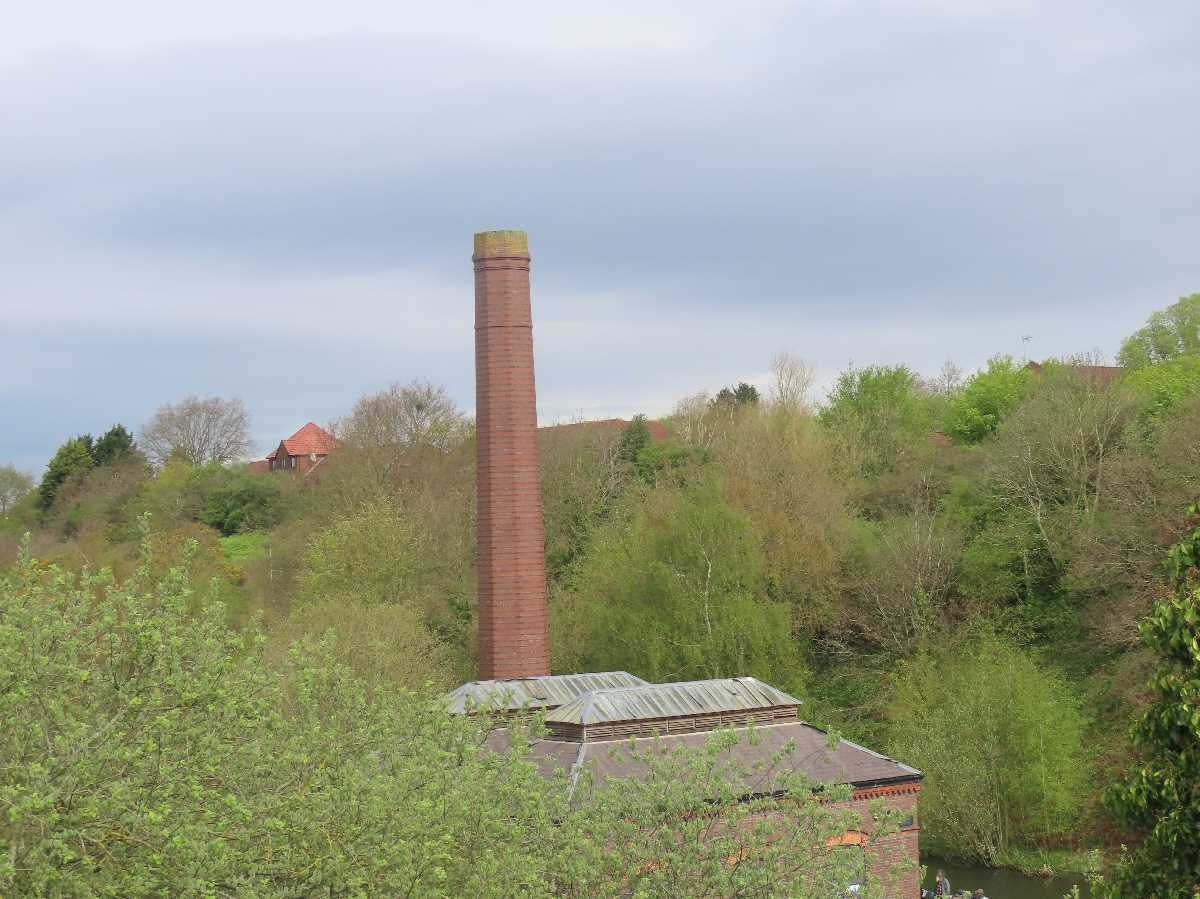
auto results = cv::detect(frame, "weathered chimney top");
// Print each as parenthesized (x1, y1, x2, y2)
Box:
(473, 229, 529, 258)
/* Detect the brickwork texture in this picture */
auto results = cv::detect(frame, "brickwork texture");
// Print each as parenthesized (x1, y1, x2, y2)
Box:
(473, 230, 551, 679)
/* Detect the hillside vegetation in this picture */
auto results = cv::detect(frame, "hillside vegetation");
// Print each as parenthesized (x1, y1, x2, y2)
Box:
(3, 293, 1200, 892)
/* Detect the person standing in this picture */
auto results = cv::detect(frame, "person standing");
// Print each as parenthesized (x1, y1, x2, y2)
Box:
(933, 869, 952, 896)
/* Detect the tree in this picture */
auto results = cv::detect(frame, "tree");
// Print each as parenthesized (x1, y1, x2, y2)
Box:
(334, 380, 468, 451)
(943, 355, 1033, 443)
(91, 424, 135, 465)
(140, 395, 252, 465)
(1126, 354, 1200, 423)
(716, 402, 850, 636)
(1102, 511, 1200, 897)
(768, 352, 816, 412)
(199, 464, 289, 536)
(0, 465, 33, 516)
(541, 424, 630, 582)
(1118, 292, 1200, 369)
(986, 365, 1137, 574)
(297, 497, 434, 612)
(841, 509, 964, 655)
(818, 364, 931, 478)
(36, 436, 94, 510)
(714, 382, 760, 406)
(888, 631, 1088, 864)
(927, 358, 965, 398)
(553, 479, 803, 690)
(616, 415, 652, 465)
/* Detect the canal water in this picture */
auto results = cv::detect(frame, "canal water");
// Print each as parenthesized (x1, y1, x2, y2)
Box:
(922, 859, 1090, 899)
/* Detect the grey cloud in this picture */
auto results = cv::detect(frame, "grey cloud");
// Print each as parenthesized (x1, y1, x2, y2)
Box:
(3, 1, 1198, 471)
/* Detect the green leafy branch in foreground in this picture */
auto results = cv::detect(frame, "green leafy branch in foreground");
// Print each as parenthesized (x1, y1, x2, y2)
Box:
(0, 534, 907, 897)
(1099, 505, 1200, 898)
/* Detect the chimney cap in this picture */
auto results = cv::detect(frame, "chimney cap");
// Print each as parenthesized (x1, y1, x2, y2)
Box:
(474, 229, 529, 258)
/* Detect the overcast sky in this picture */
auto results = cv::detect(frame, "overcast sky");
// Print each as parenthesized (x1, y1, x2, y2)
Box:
(4, 1, 1198, 473)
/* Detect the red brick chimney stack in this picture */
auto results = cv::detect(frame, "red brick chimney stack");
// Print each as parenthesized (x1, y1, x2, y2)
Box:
(473, 230, 551, 679)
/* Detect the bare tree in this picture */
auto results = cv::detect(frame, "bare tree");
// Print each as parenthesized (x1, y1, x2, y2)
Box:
(934, 358, 965, 396)
(140, 396, 252, 465)
(334, 381, 469, 451)
(768, 351, 816, 412)
(987, 363, 1137, 568)
(668, 392, 719, 450)
(0, 464, 34, 515)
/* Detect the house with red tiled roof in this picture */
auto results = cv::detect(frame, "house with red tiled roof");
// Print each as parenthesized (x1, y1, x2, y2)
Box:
(256, 422, 338, 475)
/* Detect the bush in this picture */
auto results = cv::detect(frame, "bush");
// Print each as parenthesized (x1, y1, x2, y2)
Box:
(200, 465, 289, 535)
(888, 632, 1088, 864)
(264, 597, 464, 691)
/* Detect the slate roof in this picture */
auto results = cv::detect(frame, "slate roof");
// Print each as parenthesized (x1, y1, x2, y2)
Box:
(487, 720, 921, 793)
(446, 671, 648, 714)
(266, 422, 337, 460)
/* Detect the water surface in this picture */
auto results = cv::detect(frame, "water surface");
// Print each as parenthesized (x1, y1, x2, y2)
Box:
(922, 859, 1090, 899)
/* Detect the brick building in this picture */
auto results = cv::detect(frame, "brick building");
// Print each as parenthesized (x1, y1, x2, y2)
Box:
(249, 422, 337, 475)
(451, 230, 922, 897)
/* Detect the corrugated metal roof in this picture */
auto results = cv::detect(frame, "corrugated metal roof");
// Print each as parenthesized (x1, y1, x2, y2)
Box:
(446, 671, 648, 713)
(545, 677, 801, 725)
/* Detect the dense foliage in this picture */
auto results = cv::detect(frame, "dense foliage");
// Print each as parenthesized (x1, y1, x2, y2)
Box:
(553, 478, 803, 690)
(8, 291, 1200, 879)
(1101, 513, 1200, 897)
(0, 542, 900, 897)
(889, 632, 1088, 864)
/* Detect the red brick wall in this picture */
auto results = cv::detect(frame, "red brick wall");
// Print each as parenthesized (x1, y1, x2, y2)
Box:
(843, 784, 922, 899)
(473, 230, 551, 679)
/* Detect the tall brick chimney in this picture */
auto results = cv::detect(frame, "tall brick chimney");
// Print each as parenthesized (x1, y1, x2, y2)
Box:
(473, 230, 551, 679)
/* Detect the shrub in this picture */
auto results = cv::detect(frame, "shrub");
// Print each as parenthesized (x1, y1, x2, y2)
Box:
(200, 465, 288, 535)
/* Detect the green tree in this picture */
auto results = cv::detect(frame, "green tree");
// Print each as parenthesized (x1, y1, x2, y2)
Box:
(888, 631, 1088, 864)
(616, 414, 653, 464)
(1118, 293, 1200, 369)
(1126, 354, 1200, 423)
(36, 435, 94, 510)
(554, 479, 803, 690)
(297, 497, 435, 614)
(714, 382, 761, 406)
(818, 365, 931, 478)
(91, 424, 135, 465)
(1102, 510, 1200, 897)
(943, 355, 1034, 443)
(199, 464, 288, 535)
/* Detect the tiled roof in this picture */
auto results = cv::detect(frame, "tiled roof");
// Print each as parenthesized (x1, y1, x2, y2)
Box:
(546, 678, 800, 726)
(446, 672, 648, 714)
(267, 422, 337, 460)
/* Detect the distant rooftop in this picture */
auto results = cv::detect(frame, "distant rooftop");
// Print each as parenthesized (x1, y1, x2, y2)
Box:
(267, 421, 338, 460)
(446, 671, 647, 714)
(540, 418, 673, 442)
